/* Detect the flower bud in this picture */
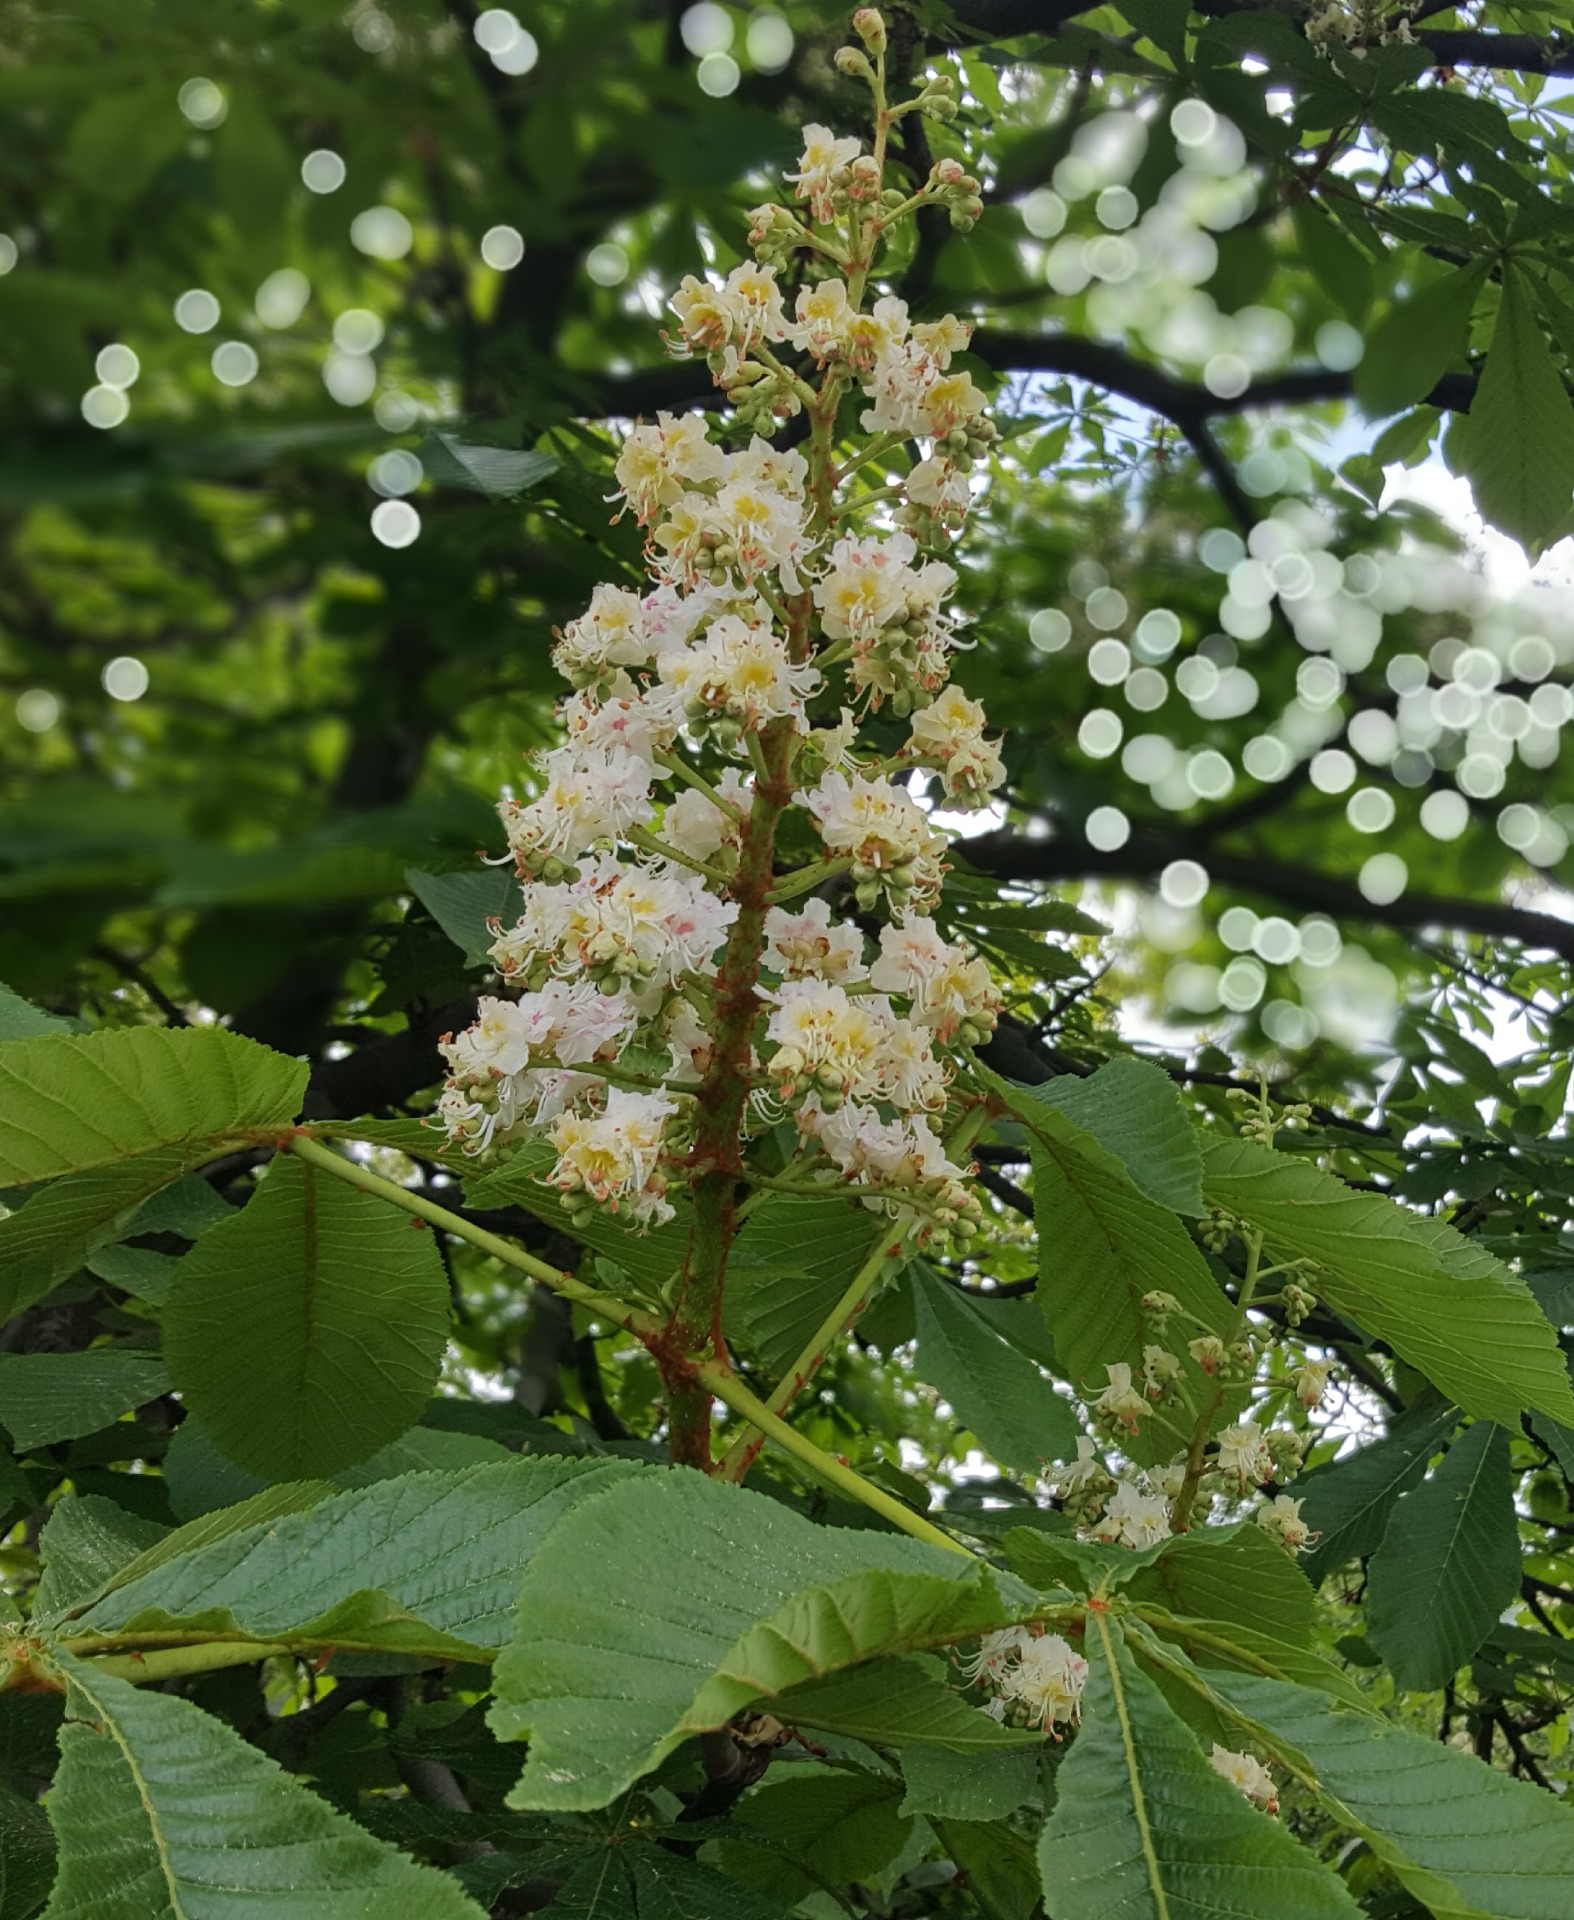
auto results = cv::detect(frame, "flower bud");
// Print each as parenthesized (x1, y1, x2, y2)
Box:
(835, 45, 876, 81)
(853, 8, 887, 54)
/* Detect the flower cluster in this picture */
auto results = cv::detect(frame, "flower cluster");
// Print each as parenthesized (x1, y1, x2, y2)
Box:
(961, 1625, 1089, 1734)
(435, 15, 1005, 1245)
(1209, 1744, 1279, 1813)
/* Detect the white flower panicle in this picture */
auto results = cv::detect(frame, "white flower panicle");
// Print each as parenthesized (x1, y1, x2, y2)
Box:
(964, 1627, 1088, 1734)
(436, 15, 1009, 1244)
(1209, 1745, 1279, 1814)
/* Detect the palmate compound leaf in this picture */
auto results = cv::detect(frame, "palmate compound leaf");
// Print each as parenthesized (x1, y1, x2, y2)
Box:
(42, 1651, 486, 1920)
(1207, 1671, 1574, 1920)
(489, 1468, 1039, 1811)
(1203, 1137, 1574, 1428)
(1365, 1419, 1522, 1693)
(0, 1026, 307, 1186)
(162, 1154, 451, 1479)
(62, 1456, 637, 1662)
(1036, 1614, 1362, 1920)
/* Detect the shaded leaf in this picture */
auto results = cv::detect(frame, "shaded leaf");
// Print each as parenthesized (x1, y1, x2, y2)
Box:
(1292, 1397, 1459, 1587)
(405, 865, 519, 965)
(1453, 264, 1574, 546)
(163, 1154, 451, 1479)
(42, 1653, 485, 1919)
(1367, 1420, 1521, 1692)
(910, 1261, 1079, 1473)
(0, 1351, 171, 1452)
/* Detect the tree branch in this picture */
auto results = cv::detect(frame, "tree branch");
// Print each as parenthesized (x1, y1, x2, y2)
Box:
(962, 829, 1574, 961)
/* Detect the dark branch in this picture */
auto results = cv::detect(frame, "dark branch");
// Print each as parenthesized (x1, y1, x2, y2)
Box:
(963, 829, 1574, 962)
(581, 330, 1473, 443)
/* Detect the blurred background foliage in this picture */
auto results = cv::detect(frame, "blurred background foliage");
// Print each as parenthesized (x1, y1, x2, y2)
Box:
(8, 0, 1574, 1887)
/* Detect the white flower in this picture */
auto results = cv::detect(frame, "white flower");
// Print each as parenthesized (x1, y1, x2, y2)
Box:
(956, 1624, 1031, 1684)
(763, 897, 868, 983)
(560, 685, 680, 763)
(1092, 1479, 1171, 1551)
(1255, 1494, 1313, 1554)
(868, 919, 998, 1041)
(1002, 1633, 1088, 1730)
(553, 583, 657, 687)
(1056, 1436, 1107, 1498)
(787, 124, 862, 224)
(859, 338, 988, 439)
(906, 453, 974, 532)
(1090, 1363, 1148, 1429)
(813, 531, 918, 644)
(1293, 1359, 1332, 1408)
(764, 978, 893, 1101)
(788, 277, 857, 362)
(442, 994, 538, 1079)
(669, 262, 788, 357)
(800, 769, 948, 908)
(613, 411, 726, 525)
(873, 1016, 948, 1112)
(1215, 1421, 1274, 1489)
(548, 1086, 679, 1227)
(498, 745, 656, 866)
(490, 855, 737, 989)
(657, 613, 820, 731)
(1209, 1745, 1278, 1814)
(907, 684, 1005, 804)
(663, 767, 750, 863)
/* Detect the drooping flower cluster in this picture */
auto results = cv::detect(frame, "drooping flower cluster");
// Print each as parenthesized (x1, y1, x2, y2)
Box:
(436, 17, 1004, 1242)
(961, 1625, 1089, 1734)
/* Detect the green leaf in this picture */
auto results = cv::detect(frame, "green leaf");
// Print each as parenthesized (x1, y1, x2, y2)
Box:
(1036, 1617, 1361, 1920)
(0, 1027, 306, 1186)
(162, 1154, 451, 1479)
(0, 1351, 170, 1452)
(724, 1198, 889, 1378)
(1134, 1611, 1369, 1710)
(405, 865, 519, 964)
(465, 1144, 693, 1298)
(1356, 261, 1486, 416)
(0, 1150, 197, 1324)
(734, 1772, 911, 1887)
(1366, 1420, 1521, 1692)
(937, 1818, 1042, 1920)
(910, 1262, 1079, 1473)
(1453, 264, 1574, 546)
(998, 1060, 1205, 1214)
(1210, 1672, 1574, 1918)
(772, 1655, 1039, 1751)
(33, 1495, 169, 1625)
(0, 982, 75, 1041)
(1123, 1524, 1316, 1647)
(1203, 1138, 1574, 1427)
(1027, 1113, 1229, 1387)
(417, 432, 561, 499)
(1293, 1398, 1459, 1586)
(41, 1652, 486, 1919)
(69, 1457, 635, 1659)
(490, 1469, 1035, 1810)
(1292, 202, 1373, 322)
(901, 1743, 1039, 1822)
(0, 1781, 55, 1920)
